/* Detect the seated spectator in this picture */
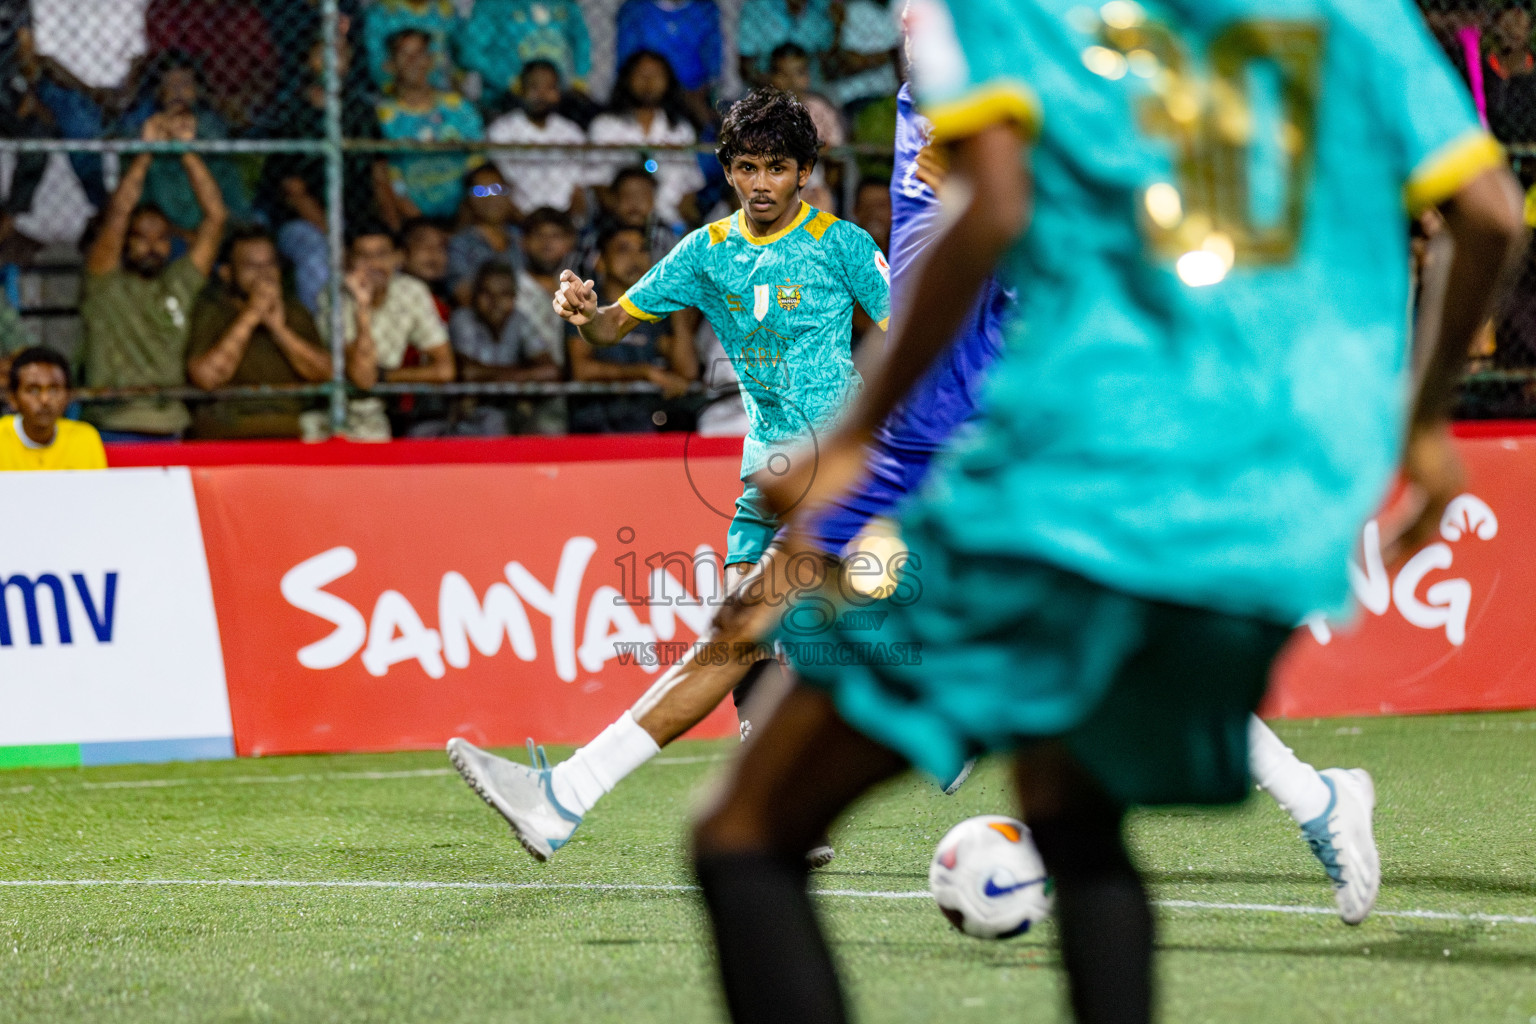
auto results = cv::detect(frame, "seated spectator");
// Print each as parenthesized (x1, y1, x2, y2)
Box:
(318, 223, 456, 391)
(449, 165, 524, 307)
(0, 6, 56, 249)
(121, 52, 254, 236)
(449, 263, 564, 434)
(456, 0, 591, 106)
(143, 0, 275, 131)
(517, 207, 580, 366)
(568, 225, 697, 433)
(451, 265, 559, 383)
(825, 0, 900, 115)
(578, 165, 680, 277)
(0, 292, 26, 381)
(615, 0, 721, 127)
(848, 89, 898, 181)
(400, 217, 453, 319)
(80, 113, 227, 441)
(362, 0, 457, 93)
(1487, 3, 1536, 146)
(852, 176, 890, 254)
(29, 0, 144, 211)
(767, 42, 844, 210)
(184, 226, 336, 439)
(588, 51, 705, 227)
(486, 61, 590, 219)
(850, 176, 890, 351)
(261, 0, 365, 90)
(378, 29, 486, 222)
(255, 30, 390, 312)
(0, 347, 106, 471)
(738, 0, 835, 91)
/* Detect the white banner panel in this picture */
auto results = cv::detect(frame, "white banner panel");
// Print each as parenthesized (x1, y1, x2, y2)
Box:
(0, 468, 233, 747)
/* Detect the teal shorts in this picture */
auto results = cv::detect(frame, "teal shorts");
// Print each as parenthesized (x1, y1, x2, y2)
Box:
(779, 515, 1289, 807)
(726, 482, 780, 567)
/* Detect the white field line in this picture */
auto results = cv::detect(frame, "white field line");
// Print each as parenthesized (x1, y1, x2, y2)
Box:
(0, 756, 728, 796)
(0, 879, 1531, 926)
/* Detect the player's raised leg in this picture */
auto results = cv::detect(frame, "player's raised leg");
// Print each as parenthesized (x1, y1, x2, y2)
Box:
(1247, 716, 1379, 923)
(449, 550, 791, 861)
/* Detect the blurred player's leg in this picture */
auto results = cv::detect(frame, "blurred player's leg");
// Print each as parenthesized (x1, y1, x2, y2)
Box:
(1248, 717, 1379, 923)
(448, 551, 793, 861)
(692, 685, 908, 1024)
(1014, 744, 1151, 1024)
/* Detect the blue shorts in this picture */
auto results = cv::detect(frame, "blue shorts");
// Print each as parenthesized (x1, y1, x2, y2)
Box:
(723, 441, 938, 566)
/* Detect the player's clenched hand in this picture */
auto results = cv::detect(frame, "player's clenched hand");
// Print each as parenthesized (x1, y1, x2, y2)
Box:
(553, 269, 598, 326)
(1380, 423, 1465, 568)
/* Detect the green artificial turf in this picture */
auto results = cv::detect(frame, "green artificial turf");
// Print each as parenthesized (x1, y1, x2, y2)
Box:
(1, 712, 1534, 1023)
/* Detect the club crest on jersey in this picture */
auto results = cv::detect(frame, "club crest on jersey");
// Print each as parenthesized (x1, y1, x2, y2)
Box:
(777, 284, 802, 311)
(753, 284, 772, 321)
(874, 252, 890, 285)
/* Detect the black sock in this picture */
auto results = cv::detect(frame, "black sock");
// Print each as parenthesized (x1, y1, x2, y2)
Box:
(731, 658, 774, 737)
(694, 850, 848, 1024)
(1032, 812, 1153, 1024)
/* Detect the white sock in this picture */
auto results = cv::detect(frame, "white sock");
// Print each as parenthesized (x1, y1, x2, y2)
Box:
(547, 711, 661, 816)
(1247, 716, 1332, 825)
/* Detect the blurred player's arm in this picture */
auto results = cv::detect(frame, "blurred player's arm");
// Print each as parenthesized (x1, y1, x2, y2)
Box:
(1388, 167, 1527, 562)
(553, 269, 646, 346)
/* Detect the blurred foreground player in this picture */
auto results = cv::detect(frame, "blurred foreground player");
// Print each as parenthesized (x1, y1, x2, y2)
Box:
(690, 3, 1525, 1023)
(1, 347, 106, 471)
(888, 80, 1383, 925)
(446, 88, 889, 863)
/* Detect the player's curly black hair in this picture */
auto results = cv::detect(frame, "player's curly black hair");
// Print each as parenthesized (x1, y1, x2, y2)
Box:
(715, 88, 820, 173)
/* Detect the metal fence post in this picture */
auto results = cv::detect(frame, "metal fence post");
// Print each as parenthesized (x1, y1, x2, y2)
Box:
(321, 0, 347, 434)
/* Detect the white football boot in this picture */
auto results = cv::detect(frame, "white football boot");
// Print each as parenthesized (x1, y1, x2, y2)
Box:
(447, 738, 582, 862)
(1298, 768, 1380, 925)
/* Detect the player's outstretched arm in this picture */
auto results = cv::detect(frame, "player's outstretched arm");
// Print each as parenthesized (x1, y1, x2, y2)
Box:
(553, 269, 643, 346)
(1386, 167, 1526, 565)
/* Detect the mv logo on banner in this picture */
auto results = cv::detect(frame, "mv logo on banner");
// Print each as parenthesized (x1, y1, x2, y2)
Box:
(0, 572, 119, 647)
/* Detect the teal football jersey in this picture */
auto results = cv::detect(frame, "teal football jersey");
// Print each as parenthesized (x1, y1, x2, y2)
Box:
(620, 201, 891, 478)
(904, 0, 1503, 622)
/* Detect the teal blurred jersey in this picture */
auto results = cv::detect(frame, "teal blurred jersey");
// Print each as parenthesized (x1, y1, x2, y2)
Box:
(620, 201, 891, 479)
(903, 0, 1504, 623)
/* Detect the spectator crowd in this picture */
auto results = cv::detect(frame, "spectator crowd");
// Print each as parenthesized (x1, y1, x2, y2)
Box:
(0, 0, 902, 440)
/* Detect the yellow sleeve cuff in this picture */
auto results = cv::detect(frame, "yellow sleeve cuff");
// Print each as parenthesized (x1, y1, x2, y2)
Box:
(1404, 130, 1507, 215)
(618, 294, 663, 323)
(924, 81, 1041, 145)
(877, 317, 890, 331)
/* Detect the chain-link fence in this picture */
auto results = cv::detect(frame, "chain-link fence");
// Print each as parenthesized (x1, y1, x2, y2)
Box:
(1419, 0, 1536, 417)
(0, 0, 902, 439)
(0, 2, 1529, 436)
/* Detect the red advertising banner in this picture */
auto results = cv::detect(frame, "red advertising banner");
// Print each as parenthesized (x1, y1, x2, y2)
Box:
(1266, 435, 1536, 717)
(194, 455, 749, 756)
(194, 434, 1536, 758)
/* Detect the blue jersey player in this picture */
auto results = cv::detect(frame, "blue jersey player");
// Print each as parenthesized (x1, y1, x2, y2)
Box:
(692, 2, 1524, 1022)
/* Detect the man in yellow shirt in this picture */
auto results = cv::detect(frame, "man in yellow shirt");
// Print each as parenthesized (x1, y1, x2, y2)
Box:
(1, 347, 107, 471)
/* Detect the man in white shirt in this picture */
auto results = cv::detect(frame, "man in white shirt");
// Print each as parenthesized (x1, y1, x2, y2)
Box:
(486, 60, 590, 218)
(587, 51, 705, 226)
